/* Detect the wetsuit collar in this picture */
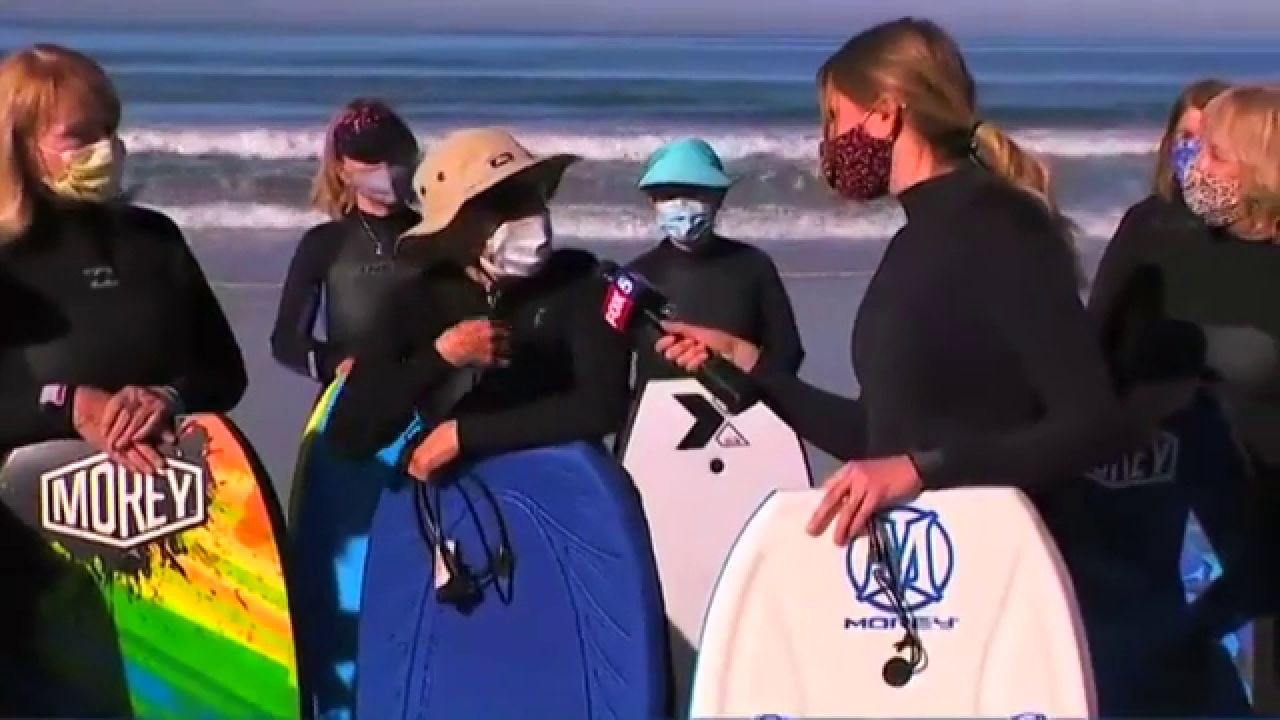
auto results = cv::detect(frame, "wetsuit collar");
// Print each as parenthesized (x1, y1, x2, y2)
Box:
(897, 163, 980, 223)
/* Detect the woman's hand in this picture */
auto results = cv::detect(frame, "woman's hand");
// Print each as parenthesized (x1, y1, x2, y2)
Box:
(72, 386, 172, 476)
(435, 319, 509, 367)
(407, 420, 461, 481)
(654, 321, 761, 374)
(807, 455, 923, 545)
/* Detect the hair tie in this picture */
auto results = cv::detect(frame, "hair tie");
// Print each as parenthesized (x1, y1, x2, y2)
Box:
(966, 120, 987, 167)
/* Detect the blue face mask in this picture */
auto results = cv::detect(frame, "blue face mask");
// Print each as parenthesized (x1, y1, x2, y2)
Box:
(1171, 137, 1200, 188)
(655, 198, 715, 249)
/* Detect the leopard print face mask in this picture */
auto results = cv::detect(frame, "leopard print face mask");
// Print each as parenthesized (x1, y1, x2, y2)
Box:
(1183, 164, 1242, 228)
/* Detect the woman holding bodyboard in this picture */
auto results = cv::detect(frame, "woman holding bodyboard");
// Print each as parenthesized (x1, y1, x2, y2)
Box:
(657, 17, 1206, 717)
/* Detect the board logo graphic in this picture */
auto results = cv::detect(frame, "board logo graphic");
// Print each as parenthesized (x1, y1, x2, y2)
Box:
(39, 453, 208, 550)
(674, 392, 748, 450)
(1085, 430, 1178, 489)
(602, 273, 636, 331)
(846, 506, 954, 614)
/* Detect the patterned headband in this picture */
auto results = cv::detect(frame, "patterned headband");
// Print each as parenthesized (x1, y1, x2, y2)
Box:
(332, 102, 413, 162)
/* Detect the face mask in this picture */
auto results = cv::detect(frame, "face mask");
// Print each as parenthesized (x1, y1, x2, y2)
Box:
(46, 136, 126, 202)
(1170, 137, 1199, 189)
(655, 198, 715, 249)
(350, 165, 405, 206)
(1182, 165, 1242, 228)
(484, 212, 552, 278)
(819, 121, 894, 201)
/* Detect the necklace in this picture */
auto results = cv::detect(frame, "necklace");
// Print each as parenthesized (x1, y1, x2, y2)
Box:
(356, 211, 387, 256)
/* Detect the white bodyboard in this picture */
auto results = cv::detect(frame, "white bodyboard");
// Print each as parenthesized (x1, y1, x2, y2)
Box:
(690, 487, 1095, 719)
(619, 378, 811, 714)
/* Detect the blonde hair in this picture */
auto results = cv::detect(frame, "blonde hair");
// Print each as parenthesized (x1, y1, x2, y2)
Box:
(817, 18, 1064, 222)
(1152, 78, 1230, 200)
(310, 98, 417, 220)
(0, 44, 121, 243)
(1201, 84, 1280, 242)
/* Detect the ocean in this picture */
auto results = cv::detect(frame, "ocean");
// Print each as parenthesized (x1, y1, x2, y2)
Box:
(5, 26, 1280, 248)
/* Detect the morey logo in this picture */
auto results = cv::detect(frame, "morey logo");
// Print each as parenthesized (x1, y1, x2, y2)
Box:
(845, 506, 958, 632)
(674, 392, 748, 450)
(39, 453, 207, 549)
(1085, 430, 1178, 489)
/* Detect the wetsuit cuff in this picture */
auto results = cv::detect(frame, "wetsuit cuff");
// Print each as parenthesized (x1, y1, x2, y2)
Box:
(409, 342, 452, 377)
(909, 448, 949, 489)
(453, 416, 484, 457)
(152, 385, 185, 415)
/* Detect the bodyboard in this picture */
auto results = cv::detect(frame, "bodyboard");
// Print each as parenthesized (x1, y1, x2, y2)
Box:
(0, 414, 300, 719)
(618, 377, 811, 714)
(357, 436, 668, 719)
(289, 375, 403, 719)
(689, 487, 1095, 719)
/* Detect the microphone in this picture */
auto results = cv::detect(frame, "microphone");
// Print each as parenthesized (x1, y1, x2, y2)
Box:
(598, 261, 758, 415)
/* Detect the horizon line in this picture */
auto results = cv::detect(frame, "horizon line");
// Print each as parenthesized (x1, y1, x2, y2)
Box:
(4, 17, 1280, 43)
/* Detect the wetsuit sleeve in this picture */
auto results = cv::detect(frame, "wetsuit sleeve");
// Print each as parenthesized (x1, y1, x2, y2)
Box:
(162, 220, 247, 413)
(453, 287, 631, 456)
(911, 211, 1136, 489)
(1087, 201, 1151, 324)
(753, 255, 805, 375)
(326, 282, 457, 459)
(271, 226, 339, 382)
(0, 384, 76, 447)
(747, 365, 867, 461)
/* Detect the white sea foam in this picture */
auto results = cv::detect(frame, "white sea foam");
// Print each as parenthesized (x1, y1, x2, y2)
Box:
(123, 125, 1161, 162)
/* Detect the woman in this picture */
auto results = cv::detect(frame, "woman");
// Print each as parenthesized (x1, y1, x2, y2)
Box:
(1090, 84, 1280, 711)
(627, 138, 803, 389)
(1090, 78, 1230, 329)
(656, 18, 1204, 716)
(270, 98, 420, 385)
(1154, 79, 1231, 203)
(0, 44, 246, 715)
(327, 126, 630, 472)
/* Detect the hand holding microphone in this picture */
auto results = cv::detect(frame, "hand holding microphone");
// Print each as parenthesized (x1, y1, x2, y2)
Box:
(599, 261, 759, 414)
(655, 321, 761, 375)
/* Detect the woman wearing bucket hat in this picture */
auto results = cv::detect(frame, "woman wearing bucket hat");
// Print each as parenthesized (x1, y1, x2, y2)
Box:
(628, 138, 803, 390)
(327, 127, 631, 473)
(270, 98, 421, 386)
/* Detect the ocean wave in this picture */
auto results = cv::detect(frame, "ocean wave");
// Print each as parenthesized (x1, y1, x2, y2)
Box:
(122, 125, 1161, 162)
(157, 201, 1127, 241)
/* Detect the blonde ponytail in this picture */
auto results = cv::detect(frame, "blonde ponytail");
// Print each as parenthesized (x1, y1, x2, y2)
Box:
(971, 121, 1057, 217)
(973, 120, 1083, 283)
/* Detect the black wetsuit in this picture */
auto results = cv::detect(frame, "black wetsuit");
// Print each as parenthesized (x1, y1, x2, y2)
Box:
(0, 199, 246, 716)
(326, 246, 630, 460)
(1090, 194, 1280, 713)
(746, 165, 1219, 716)
(270, 210, 419, 384)
(0, 201, 246, 448)
(627, 236, 804, 385)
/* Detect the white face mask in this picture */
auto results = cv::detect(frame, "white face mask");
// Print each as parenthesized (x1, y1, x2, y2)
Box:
(483, 212, 553, 278)
(655, 198, 715, 250)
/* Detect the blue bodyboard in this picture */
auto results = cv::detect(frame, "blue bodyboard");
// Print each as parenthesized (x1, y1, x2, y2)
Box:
(356, 436, 668, 719)
(289, 377, 417, 719)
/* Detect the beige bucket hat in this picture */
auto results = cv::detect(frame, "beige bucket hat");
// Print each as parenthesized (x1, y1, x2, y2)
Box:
(402, 127, 579, 239)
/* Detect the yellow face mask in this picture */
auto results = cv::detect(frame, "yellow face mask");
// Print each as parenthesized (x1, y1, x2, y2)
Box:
(45, 136, 127, 202)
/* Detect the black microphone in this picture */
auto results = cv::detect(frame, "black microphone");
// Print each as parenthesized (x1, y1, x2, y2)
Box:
(598, 261, 759, 415)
